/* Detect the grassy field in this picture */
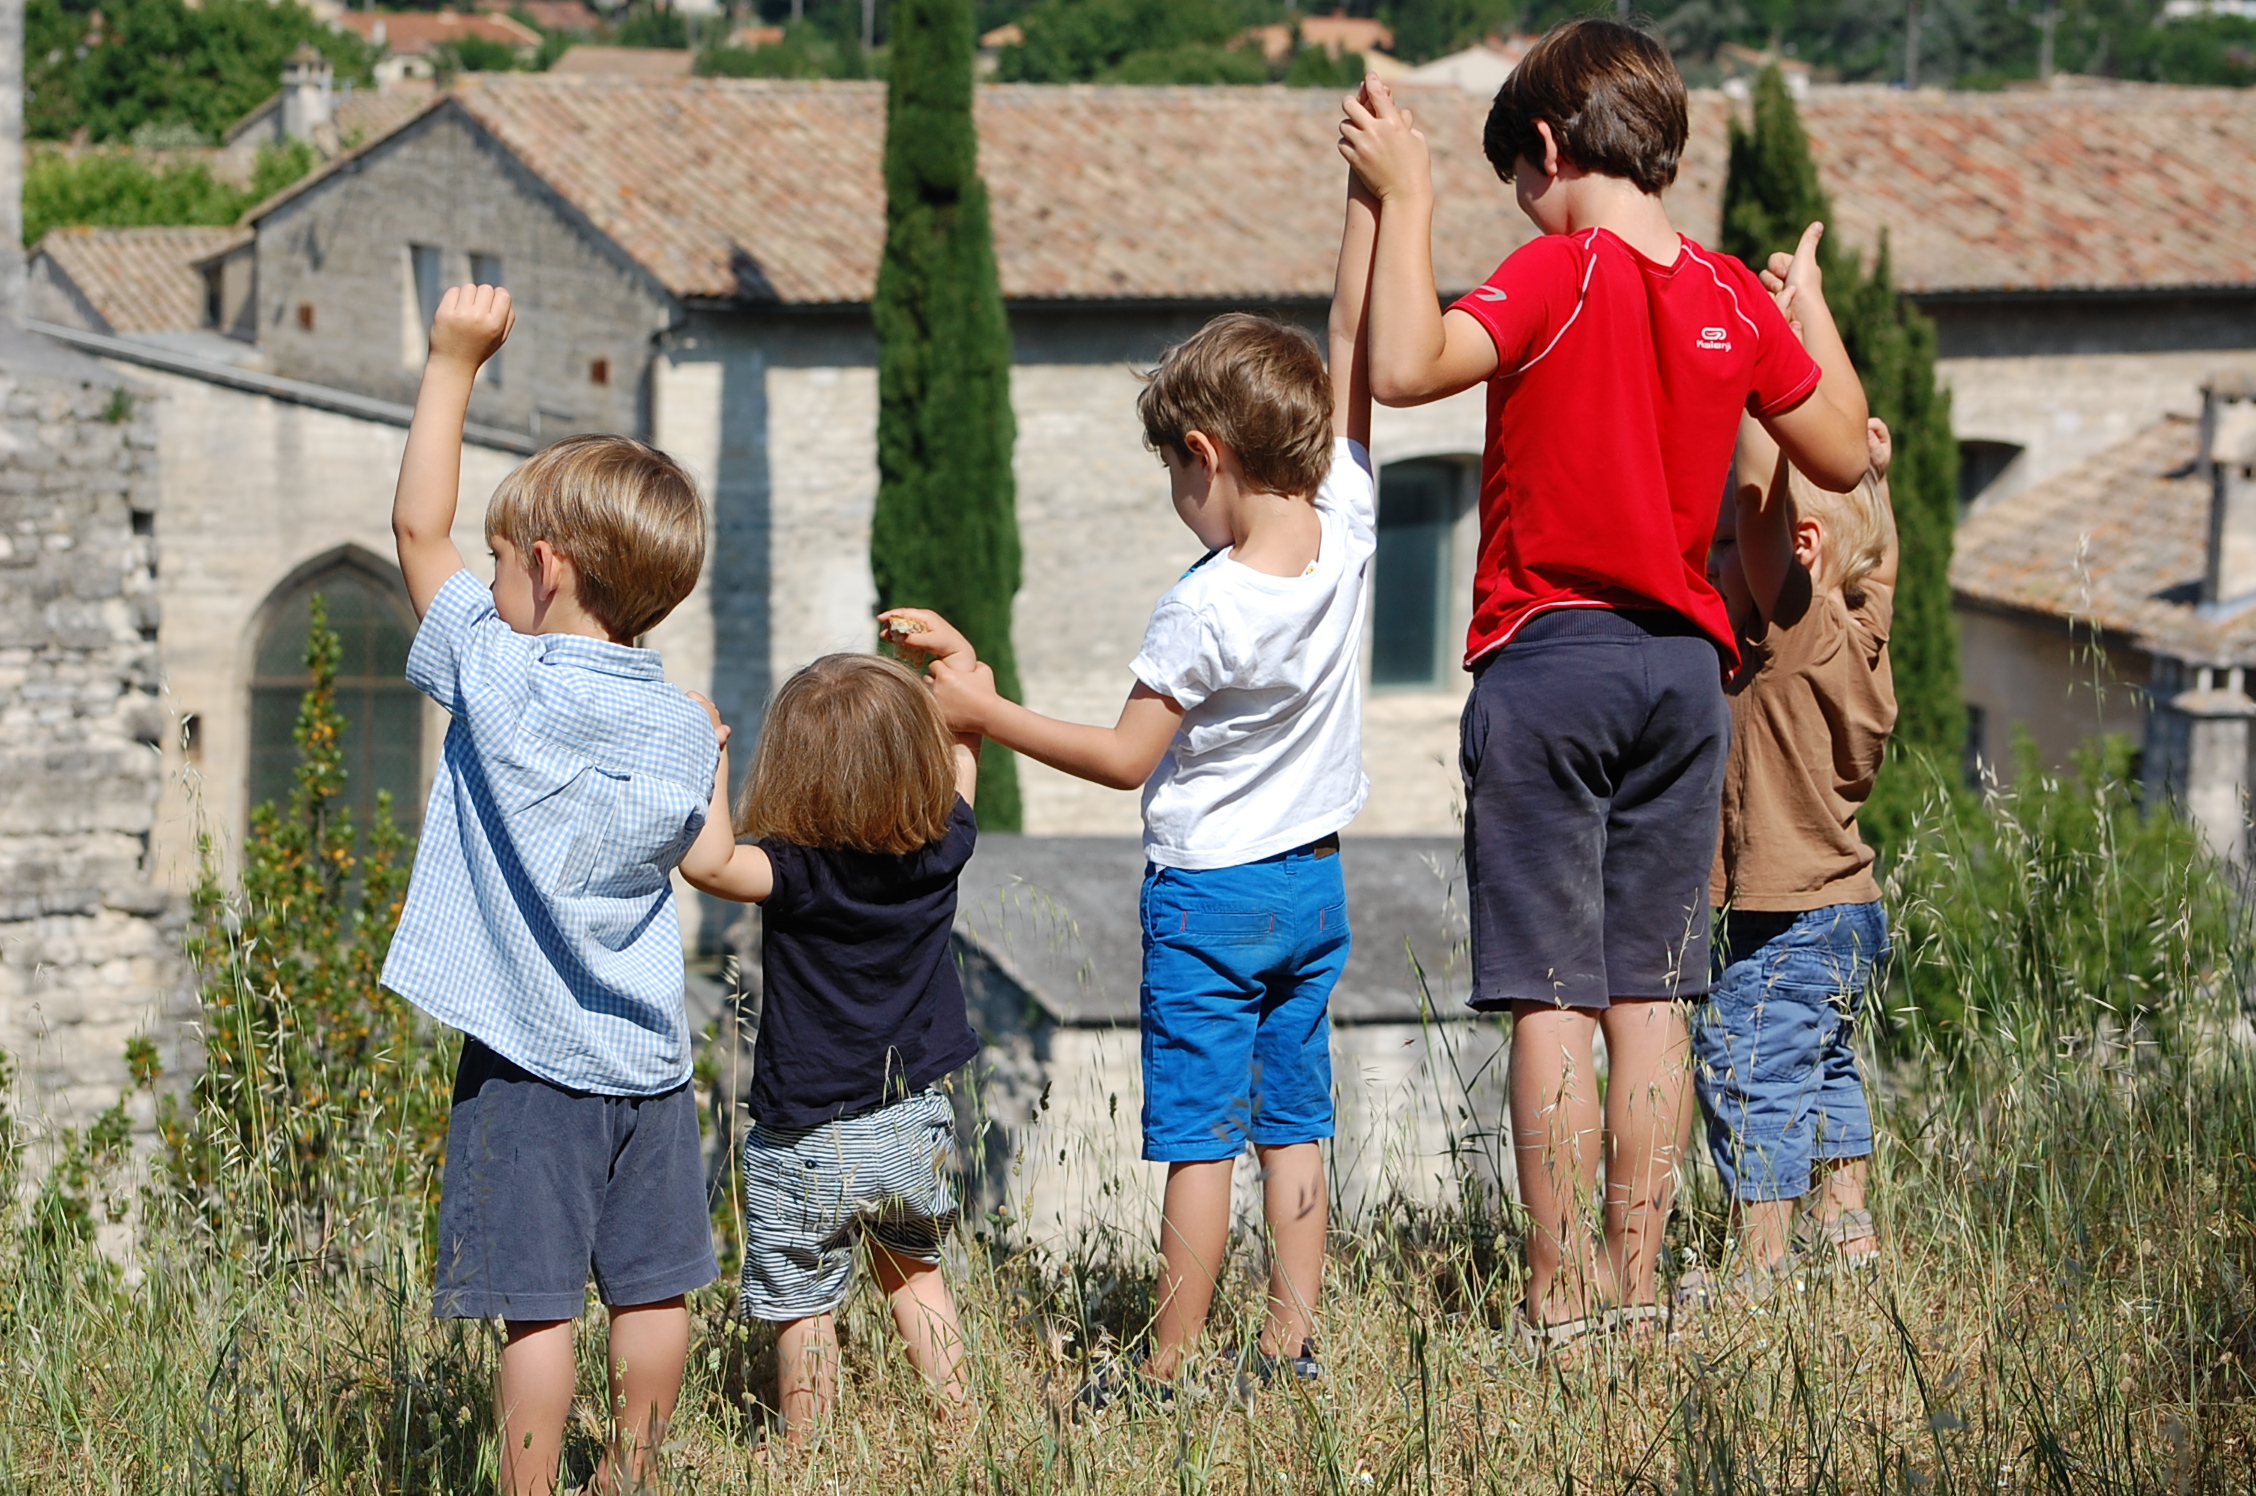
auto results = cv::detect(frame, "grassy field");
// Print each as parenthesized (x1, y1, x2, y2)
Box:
(6, 752, 2255, 1494)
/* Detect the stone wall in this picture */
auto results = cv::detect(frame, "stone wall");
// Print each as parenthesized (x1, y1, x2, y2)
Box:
(0, 331, 181, 1130)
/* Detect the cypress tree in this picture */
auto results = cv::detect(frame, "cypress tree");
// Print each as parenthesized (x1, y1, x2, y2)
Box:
(870, 0, 1024, 826)
(1721, 68, 1964, 848)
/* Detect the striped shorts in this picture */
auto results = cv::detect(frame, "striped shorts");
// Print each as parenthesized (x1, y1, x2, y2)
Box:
(739, 1085, 960, 1320)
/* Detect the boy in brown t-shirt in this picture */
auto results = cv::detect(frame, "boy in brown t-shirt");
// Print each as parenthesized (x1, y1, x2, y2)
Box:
(1695, 413, 1897, 1296)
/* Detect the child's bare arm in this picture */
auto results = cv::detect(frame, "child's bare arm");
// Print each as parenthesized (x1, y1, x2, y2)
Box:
(393, 284, 513, 618)
(677, 693, 774, 903)
(1337, 80, 1497, 407)
(949, 734, 981, 807)
(1330, 173, 1379, 444)
(1866, 418, 1900, 590)
(1733, 418, 1797, 625)
(928, 658, 1182, 792)
(1756, 224, 1870, 494)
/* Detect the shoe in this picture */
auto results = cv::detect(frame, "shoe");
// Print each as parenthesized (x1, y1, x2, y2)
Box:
(1073, 1360, 1176, 1417)
(1796, 1208, 1880, 1278)
(1246, 1338, 1322, 1388)
(1510, 1306, 1606, 1365)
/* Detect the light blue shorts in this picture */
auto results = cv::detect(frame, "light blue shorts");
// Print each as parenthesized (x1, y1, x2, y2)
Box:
(1692, 902, 1887, 1203)
(1138, 845, 1351, 1163)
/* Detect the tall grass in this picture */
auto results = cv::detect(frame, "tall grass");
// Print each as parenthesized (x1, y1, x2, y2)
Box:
(6, 745, 2255, 1491)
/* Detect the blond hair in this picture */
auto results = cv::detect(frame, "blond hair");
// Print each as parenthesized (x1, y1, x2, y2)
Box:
(1137, 313, 1333, 499)
(1789, 467, 1895, 608)
(485, 434, 705, 640)
(735, 653, 958, 855)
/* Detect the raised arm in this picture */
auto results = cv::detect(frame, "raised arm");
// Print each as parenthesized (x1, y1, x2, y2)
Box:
(927, 659, 1182, 793)
(1732, 418, 1801, 626)
(393, 284, 513, 618)
(1755, 224, 1870, 494)
(1330, 173, 1379, 445)
(1337, 79, 1497, 407)
(677, 694, 775, 903)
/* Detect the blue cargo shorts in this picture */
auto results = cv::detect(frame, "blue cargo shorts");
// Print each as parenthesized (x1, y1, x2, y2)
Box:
(1692, 902, 1888, 1203)
(1138, 843, 1351, 1163)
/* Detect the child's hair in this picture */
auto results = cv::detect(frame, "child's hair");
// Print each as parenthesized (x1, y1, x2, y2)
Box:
(485, 434, 705, 639)
(1790, 469, 1896, 608)
(1482, 19, 1687, 195)
(734, 653, 958, 855)
(1137, 313, 1333, 499)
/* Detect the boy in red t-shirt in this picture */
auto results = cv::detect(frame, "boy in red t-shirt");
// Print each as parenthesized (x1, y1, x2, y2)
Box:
(1338, 19, 1870, 1353)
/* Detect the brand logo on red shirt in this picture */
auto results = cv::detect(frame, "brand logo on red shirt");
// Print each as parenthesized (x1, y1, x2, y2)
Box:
(1696, 325, 1731, 351)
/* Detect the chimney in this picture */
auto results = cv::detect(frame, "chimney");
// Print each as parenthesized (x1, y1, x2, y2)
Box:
(280, 44, 333, 143)
(2201, 372, 2256, 607)
(0, 0, 24, 320)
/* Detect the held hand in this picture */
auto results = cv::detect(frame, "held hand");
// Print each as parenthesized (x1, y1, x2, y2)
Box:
(1338, 76, 1430, 205)
(428, 283, 514, 372)
(879, 607, 976, 666)
(1760, 223, 1826, 327)
(683, 688, 730, 748)
(925, 655, 1001, 736)
(1866, 417, 1892, 479)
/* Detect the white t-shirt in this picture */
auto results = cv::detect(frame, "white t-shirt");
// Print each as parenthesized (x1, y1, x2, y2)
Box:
(1129, 437, 1376, 870)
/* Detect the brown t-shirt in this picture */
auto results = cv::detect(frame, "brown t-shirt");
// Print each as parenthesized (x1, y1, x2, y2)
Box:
(1712, 575, 1896, 911)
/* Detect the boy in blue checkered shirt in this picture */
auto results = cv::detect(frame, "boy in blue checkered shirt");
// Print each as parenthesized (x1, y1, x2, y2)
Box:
(384, 283, 721, 1496)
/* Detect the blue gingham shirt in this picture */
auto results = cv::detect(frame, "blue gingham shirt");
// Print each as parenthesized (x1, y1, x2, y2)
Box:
(381, 570, 719, 1095)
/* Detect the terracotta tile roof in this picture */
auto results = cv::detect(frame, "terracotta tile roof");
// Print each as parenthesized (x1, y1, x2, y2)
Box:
(547, 46, 697, 79)
(426, 76, 1524, 303)
(1948, 415, 2256, 666)
(335, 10, 540, 55)
(30, 225, 252, 334)
(253, 76, 2256, 305)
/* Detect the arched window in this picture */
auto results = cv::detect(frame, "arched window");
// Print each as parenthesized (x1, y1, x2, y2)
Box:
(1372, 457, 1474, 688)
(248, 561, 424, 832)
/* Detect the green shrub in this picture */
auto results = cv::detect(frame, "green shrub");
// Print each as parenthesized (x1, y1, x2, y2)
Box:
(23, 140, 315, 247)
(700, 22, 869, 78)
(1880, 731, 2247, 1058)
(162, 594, 451, 1254)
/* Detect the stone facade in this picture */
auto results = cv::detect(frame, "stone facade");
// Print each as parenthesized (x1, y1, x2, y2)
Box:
(253, 107, 673, 443)
(0, 330, 182, 1132)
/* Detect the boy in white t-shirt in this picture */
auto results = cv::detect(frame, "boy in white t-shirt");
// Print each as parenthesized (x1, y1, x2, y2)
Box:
(894, 170, 1379, 1403)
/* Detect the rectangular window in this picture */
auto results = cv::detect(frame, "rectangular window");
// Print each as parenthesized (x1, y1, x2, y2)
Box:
(1371, 460, 1462, 688)
(202, 266, 223, 329)
(469, 253, 503, 386)
(403, 243, 443, 367)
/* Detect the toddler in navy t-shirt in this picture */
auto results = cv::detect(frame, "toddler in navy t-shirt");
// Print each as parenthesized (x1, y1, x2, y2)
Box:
(679, 645, 985, 1450)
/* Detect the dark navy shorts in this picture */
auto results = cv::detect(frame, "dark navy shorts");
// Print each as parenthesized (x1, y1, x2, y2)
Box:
(432, 1038, 719, 1322)
(1693, 902, 1887, 1202)
(1460, 608, 1729, 1011)
(1138, 847, 1350, 1162)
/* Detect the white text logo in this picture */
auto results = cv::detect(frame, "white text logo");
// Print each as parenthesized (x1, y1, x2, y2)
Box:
(1696, 325, 1731, 351)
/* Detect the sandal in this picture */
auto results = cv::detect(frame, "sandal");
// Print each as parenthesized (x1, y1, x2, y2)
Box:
(1796, 1208, 1879, 1275)
(1511, 1305, 1606, 1364)
(1674, 1255, 1795, 1313)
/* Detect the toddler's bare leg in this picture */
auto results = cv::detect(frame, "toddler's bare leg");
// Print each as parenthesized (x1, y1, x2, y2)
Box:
(1598, 997, 1694, 1309)
(596, 1297, 688, 1493)
(870, 1243, 971, 1416)
(1509, 1004, 1606, 1323)
(1143, 1158, 1235, 1379)
(1255, 1141, 1327, 1357)
(497, 1318, 575, 1496)
(1815, 1157, 1877, 1257)
(1734, 1199, 1795, 1270)
(775, 1313, 840, 1445)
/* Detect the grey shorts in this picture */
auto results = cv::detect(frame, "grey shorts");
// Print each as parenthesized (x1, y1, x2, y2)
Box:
(739, 1086, 959, 1321)
(432, 1039, 719, 1321)
(1461, 608, 1730, 1011)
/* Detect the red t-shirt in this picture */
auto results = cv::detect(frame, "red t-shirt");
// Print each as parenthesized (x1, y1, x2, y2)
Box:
(1449, 228, 1822, 670)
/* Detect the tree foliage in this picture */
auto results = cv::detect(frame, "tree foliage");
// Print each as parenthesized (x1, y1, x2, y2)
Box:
(163, 596, 450, 1251)
(871, 0, 1025, 826)
(1720, 67, 1962, 857)
(997, 0, 1368, 83)
(23, 141, 314, 247)
(28, 0, 372, 144)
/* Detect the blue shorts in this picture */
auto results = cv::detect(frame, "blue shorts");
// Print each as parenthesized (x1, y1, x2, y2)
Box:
(1692, 903, 1888, 1203)
(1138, 846, 1351, 1163)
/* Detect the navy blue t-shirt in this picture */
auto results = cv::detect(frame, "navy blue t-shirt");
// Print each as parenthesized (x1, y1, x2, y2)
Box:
(750, 798, 981, 1130)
